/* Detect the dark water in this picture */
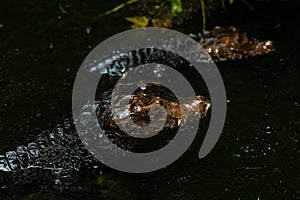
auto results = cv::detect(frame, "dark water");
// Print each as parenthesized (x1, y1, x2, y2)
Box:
(0, 0, 299, 199)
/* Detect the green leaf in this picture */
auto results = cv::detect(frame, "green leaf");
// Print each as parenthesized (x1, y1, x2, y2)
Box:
(98, 0, 138, 17)
(59, 5, 67, 14)
(125, 16, 149, 28)
(169, 0, 182, 16)
(200, 0, 206, 33)
(229, 0, 234, 4)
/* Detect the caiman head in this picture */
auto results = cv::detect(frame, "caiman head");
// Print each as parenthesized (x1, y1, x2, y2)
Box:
(178, 95, 211, 126)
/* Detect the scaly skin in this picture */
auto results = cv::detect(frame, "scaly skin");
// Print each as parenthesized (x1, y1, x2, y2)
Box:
(98, 83, 210, 135)
(0, 48, 209, 175)
(0, 118, 97, 172)
(194, 26, 275, 61)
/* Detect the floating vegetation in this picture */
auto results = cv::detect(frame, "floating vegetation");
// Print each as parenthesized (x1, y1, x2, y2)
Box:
(100, 0, 253, 31)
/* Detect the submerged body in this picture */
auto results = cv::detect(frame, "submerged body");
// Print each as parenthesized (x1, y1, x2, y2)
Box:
(0, 27, 274, 191)
(0, 48, 211, 175)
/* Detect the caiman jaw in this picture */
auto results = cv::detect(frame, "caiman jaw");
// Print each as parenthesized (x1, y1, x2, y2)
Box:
(195, 95, 211, 118)
(201, 99, 211, 118)
(204, 101, 211, 116)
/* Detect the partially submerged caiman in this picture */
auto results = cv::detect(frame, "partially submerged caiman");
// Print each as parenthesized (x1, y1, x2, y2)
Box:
(192, 26, 275, 61)
(97, 83, 210, 147)
(0, 26, 274, 191)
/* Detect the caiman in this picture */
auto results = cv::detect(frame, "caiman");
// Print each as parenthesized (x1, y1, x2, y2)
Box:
(191, 26, 275, 61)
(0, 26, 274, 193)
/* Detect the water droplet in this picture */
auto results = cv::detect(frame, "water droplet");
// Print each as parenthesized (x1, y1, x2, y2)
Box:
(54, 179, 61, 185)
(233, 154, 241, 158)
(79, 112, 92, 126)
(265, 126, 272, 134)
(272, 168, 279, 172)
(241, 146, 250, 153)
(140, 85, 146, 90)
(86, 27, 91, 35)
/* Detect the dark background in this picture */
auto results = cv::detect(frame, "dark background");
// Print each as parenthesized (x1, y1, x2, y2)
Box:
(0, 0, 299, 199)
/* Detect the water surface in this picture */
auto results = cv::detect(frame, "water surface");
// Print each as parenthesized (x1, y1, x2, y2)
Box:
(0, 1, 299, 199)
